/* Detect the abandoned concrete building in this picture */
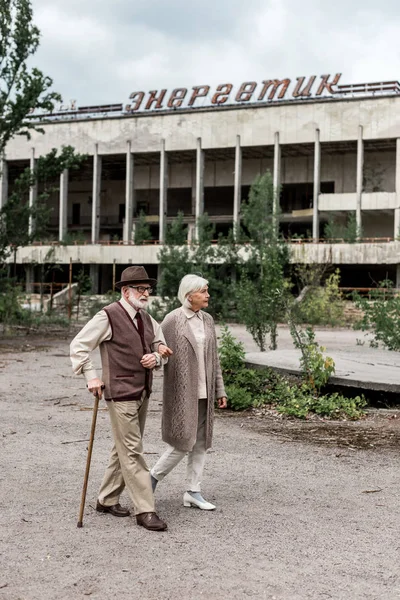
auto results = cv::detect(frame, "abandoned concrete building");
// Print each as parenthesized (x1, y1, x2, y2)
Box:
(2, 75, 400, 293)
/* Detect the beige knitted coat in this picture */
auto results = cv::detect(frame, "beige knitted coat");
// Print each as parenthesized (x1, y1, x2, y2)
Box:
(161, 307, 226, 452)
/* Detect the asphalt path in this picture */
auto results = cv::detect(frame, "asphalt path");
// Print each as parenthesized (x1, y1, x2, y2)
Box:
(0, 328, 399, 599)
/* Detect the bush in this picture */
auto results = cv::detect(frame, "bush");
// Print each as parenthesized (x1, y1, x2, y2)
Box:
(353, 281, 400, 351)
(225, 384, 254, 411)
(86, 291, 120, 318)
(276, 388, 367, 420)
(296, 271, 345, 326)
(0, 281, 28, 325)
(218, 325, 367, 420)
(218, 325, 267, 410)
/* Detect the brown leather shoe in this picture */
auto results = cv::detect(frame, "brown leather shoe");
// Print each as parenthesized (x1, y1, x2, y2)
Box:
(96, 501, 130, 517)
(136, 512, 168, 531)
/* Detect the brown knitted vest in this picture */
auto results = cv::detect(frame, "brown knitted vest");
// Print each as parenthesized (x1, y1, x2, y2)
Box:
(100, 301, 154, 401)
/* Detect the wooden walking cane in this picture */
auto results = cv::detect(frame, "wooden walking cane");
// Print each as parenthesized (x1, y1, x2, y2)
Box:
(77, 391, 101, 528)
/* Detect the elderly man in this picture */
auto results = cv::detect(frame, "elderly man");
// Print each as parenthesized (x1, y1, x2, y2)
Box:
(70, 266, 172, 532)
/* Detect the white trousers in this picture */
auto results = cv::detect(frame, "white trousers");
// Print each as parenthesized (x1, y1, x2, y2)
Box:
(151, 399, 208, 492)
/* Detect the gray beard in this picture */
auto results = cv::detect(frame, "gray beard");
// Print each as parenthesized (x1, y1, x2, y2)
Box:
(127, 291, 148, 311)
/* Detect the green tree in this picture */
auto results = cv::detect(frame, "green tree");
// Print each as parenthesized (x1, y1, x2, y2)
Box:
(237, 171, 290, 351)
(353, 280, 400, 351)
(0, 0, 62, 156)
(324, 213, 360, 243)
(156, 212, 192, 314)
(294, 267, 345, 326)
(0, 146, 86, 271)
(156, 212, 236, 320)
(134, 210, 152, 244)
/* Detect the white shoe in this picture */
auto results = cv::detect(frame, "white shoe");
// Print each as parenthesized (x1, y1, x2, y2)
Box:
(183, 491, 216, 510)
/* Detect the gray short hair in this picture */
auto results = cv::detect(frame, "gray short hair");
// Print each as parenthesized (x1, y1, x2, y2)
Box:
(177, 274, 209, 306)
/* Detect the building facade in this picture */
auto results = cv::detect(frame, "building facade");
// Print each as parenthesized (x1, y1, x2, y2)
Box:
(2, 77, 400, 293)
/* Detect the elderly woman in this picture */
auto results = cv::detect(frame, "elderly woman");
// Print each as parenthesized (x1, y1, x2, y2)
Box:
(150, 274, 227, 510)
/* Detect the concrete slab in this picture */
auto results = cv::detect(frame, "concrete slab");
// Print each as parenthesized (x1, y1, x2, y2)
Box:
(215, 324, 400, 394)
(246, 349, 400, 393)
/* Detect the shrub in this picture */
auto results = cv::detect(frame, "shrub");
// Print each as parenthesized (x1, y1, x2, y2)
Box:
(218, 325, 367, 420)
(296, 271, 345, 326)
(353, 281, 400, 351)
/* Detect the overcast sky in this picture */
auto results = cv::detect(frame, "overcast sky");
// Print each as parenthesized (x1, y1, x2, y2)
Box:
(31, 0, 400, 107)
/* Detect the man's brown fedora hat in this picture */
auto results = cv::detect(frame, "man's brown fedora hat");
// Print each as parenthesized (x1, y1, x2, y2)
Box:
(115, 266, 157, 289)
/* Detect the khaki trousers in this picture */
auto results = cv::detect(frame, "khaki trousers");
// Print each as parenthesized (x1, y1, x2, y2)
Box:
(151, 398, 208, 493)
(98, 394, 155, 515)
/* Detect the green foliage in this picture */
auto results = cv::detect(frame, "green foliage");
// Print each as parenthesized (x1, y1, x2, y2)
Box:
(60, 230, 87, 245)
(0, 281, 27, 324)
(290, 324, 335, 395)
(156, 212, 237, 320)
(218, 326, 267, 410)
(165, 211, 187, 245)
(0, 279, 70, 328)
(276, 388, 367, 420)
(218, 325, 366, 419)
(86, 290, 120, 318)
(0, 0, 62, 156)
(0, 146, 86, 266)
(218, 325, 246, 379)
(324, 213, 360, 243)
(237, 171, 290, 350)
(134, 211, 152, 244)
(295, 270, 345, 326)
(353, 280, 400, 351)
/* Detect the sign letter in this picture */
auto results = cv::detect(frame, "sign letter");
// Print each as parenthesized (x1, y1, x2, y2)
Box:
(145, 89, 167, 110)
(128, 91, 145, 112)
(235, 82, 257, 102)
(316, 74, 342, 96)
(258, 79, 291, 101)
(167, 88, 188, 108)
(211, 84, 233, 105)
(188, 85, 210, 107)
(292, 76, 316, 98)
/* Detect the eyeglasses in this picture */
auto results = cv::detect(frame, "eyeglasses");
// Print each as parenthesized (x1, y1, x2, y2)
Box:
(128, 285, 153, 294)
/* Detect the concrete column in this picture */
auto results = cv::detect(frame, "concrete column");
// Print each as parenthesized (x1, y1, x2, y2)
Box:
(395, 139, 400, 239)
(313, 129, 321, 241)
(195, 137, 204, 241)
(395, 209, 400, 240)
(0, 156, 8, 210)
(159, 139, 168, 243)
(187, 222, 196, 243)
(28, 148, 37, 237)
(90, 264, 100, 294)
(356, 125, 364, 237)
(123, 142, 134, 243)
(273, 131, 281, 215)
(233, 135, 242, 237)
(25, 265, 35, 294)
(59, 169, 68, 242)
(91, 145, 102, 244)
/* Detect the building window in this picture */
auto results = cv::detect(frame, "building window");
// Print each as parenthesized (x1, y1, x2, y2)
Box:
(72, 203, 81, 225)
(119, 204, 125, 223)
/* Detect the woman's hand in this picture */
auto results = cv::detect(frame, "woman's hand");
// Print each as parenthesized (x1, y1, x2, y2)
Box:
(157, 343, 173, 358)
(217, 397, 227, 409)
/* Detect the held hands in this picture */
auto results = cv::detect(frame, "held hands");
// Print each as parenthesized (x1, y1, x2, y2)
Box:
(217, 397, 228, 409)
(157, 343, 173, 358)
(87, 378, 105, 399)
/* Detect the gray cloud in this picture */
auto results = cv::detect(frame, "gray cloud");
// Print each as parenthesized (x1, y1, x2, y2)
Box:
(30, 0, 400, 106)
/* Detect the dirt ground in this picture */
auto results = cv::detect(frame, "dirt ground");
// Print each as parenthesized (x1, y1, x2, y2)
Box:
(1, 328, 400, 600)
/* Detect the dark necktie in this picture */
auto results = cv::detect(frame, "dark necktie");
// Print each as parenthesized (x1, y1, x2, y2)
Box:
(136, 311, 150, 394)
(136, 311, 145, 347)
